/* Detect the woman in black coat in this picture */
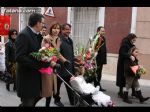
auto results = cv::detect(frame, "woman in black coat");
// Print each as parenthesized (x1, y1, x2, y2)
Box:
(5, 29, 18, 91)
(116, 33, 137, 98)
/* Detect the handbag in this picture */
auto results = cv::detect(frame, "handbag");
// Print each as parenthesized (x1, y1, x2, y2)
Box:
(3, 71, 14, 84)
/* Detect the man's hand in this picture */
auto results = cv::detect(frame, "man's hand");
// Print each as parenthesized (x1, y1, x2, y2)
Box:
(64, 60, 71, 68)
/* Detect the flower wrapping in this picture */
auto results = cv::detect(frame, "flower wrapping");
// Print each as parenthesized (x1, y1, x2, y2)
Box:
(130, 65, 139, 74)
(38, 67, 53, 75)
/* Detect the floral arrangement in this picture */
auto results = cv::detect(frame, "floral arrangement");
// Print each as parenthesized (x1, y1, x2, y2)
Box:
(74, 37, 105, 82)
(30, 47, 59, 63)
(74, 43, 96, 82)
(30, 47, 60, 75)
(131, 65, 146, 78)
(136, 65, 146, 78)
(92, 34, 104, 52)
(84, 60, 96, 83)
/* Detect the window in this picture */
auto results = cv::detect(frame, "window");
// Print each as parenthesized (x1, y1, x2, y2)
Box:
(19, 7, 42, 31)
(71, 7, 100, 48)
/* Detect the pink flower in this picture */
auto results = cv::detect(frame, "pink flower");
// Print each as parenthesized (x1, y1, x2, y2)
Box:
(51, 56, 58, 62)
(45, 43, 50, 48)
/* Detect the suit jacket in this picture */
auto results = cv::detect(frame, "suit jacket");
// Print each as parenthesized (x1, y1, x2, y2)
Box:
(15, 26, 49, 98)
(58, 35, 75, 78)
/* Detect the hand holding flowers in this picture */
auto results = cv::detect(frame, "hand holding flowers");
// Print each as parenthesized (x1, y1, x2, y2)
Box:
(136, 65, 146, 78)
(30, 46, 60, 75)
(131, 65, 146, 78)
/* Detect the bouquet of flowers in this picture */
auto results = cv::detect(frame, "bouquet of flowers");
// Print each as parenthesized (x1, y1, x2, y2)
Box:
(92, 34, 104, 52)
(30, 47, 59, 62)
(30, 47, 59, 75)
(131, 65, 146, 78)
(84, 60, 96, 83)
(74, 43, 96, 82)
(136, 65, 146, 78)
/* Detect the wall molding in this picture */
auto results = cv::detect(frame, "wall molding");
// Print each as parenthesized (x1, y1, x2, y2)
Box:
(98, 7, 105, 27)
(131, 7, 137, 33)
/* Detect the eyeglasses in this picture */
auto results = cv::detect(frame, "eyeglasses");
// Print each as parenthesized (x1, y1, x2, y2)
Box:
(12, 32, 17, 35)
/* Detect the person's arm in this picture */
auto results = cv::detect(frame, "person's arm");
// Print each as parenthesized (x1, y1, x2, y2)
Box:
(15, 33, 50, 70)
(55, 37, 67, 63)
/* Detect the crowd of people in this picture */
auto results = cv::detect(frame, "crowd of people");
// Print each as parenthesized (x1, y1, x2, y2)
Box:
(0, 13, 149, 107)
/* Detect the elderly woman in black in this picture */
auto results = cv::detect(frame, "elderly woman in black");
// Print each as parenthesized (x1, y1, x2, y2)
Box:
(116, 33, 138, 98)
(5, 29, 18, 91)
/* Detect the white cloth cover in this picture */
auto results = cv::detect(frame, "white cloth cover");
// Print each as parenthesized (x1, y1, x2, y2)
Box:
(70, 76, 113, 107)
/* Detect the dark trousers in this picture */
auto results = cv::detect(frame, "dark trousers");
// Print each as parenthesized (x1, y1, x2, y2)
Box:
(94, 64, 103, 87)
(19, 97, 42, 107)
(53, 75, 74, 105)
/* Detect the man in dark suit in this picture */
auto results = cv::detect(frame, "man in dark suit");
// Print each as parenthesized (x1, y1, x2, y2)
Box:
(53, 23, 75, 107)
(93, 26, 107, 92)
(15, 13, 50, 107)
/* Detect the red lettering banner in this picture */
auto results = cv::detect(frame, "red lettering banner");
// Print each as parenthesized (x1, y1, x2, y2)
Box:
(0, 15, 11, 36)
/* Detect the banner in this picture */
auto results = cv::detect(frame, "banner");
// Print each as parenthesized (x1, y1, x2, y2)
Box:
(0, 15, 10, 36)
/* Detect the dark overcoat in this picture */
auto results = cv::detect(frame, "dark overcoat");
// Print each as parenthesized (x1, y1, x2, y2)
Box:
(15, 26, 49, 98)
(5, 39, 16, 63)
(116, 39, 135, 87)
(5, 39, 16, 75)
(95, 35, 107, 66)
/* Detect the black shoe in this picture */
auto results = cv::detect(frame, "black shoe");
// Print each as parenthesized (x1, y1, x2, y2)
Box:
(118, 92, 124, 98)
(54, 100, 64, 107)
(46, 97, 51, 107)
(123, 91, 132, 104)
(136, 90, 150, 103)
(13, 85, 16, 91)
(131, 92, 138, 98)
(131, 87, 138, 98)
(19, 103, 23, 107)
(6, 83, 10, 91)
(140, 97, 150, 103)
(100, 88, 106, 92)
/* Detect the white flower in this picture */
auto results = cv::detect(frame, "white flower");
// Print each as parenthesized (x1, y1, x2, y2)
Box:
(41, 56, 49, 62)
(39, 47, 46, 52)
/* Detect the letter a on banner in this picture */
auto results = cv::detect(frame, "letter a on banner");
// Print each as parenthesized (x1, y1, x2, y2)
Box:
(44, 7, 55, 17)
